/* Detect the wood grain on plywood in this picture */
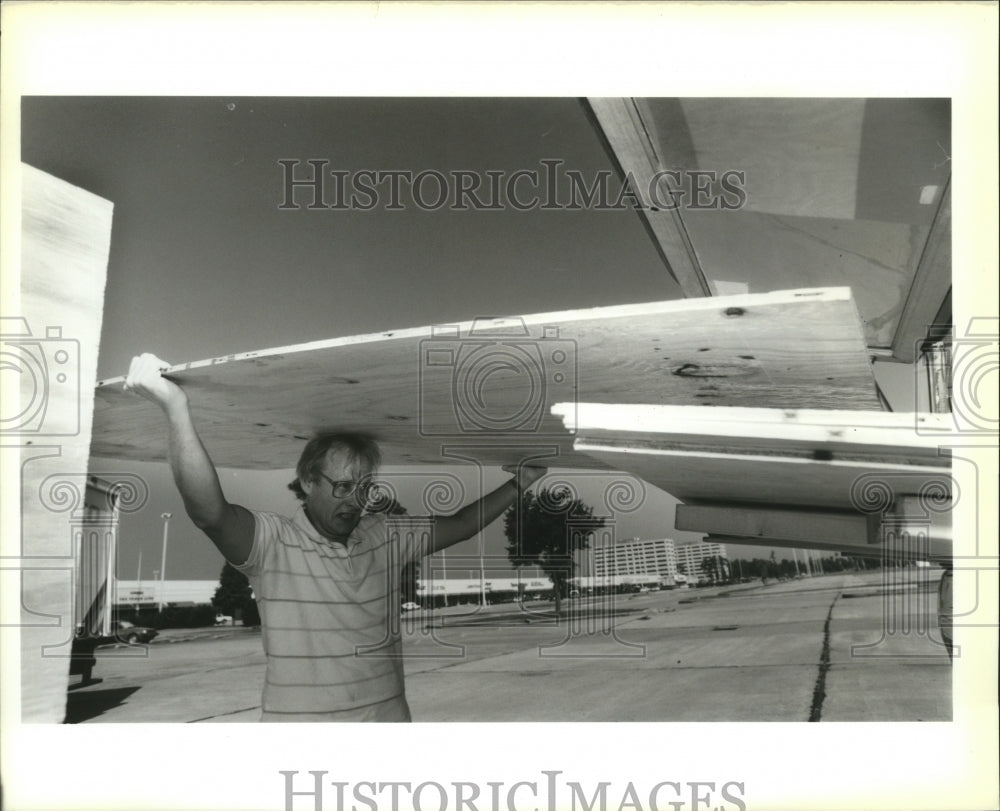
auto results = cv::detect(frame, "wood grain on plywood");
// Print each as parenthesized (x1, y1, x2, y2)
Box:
(16, 164, 113, 722)
(91, 287, 879, 469)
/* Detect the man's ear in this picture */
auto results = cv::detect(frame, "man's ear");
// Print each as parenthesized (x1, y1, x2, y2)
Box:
(300, 477, 314, 496)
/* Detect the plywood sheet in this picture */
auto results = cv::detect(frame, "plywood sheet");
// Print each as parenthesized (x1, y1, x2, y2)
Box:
(573, 445, 949, 512)
(591, 98, 952, 353)
(91, 288, 879, 469)
(588, 98, 711, 297)
(7, 165, 113, 722)
(705, 533, 951, 560)
(678, 503, 950, 560)
(678, 98, 866, 220)
(561, 403, 952, 512)
(675, 504, 880, 545)
(554, 403, 953, 467)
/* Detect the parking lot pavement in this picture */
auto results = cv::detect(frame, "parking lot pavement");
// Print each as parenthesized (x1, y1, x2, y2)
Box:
(150, 625, 260, 644)
(66, 571, 950, 723)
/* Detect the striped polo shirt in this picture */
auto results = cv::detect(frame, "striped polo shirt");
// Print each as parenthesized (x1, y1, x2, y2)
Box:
(233, 506, 419, 722)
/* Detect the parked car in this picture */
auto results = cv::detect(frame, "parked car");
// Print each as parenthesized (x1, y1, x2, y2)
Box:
(401, 602, 421, 612)
(114, 620, 158, 645)
(215, 613, 233, 625)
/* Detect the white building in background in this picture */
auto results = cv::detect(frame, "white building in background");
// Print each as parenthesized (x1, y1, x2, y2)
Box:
(674, 541, 729, 582)
(114, 575, 556, 608)
(114, 579, 218, 608)
(591, 538, 679, 583)
(418, 576, 553, 599)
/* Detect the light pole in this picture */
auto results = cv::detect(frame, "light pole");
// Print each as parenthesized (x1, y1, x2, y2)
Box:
(159, 512, 172, 612)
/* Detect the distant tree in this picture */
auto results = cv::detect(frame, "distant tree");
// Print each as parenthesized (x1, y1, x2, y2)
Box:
(212, 563, 260, 626)
(699, 555, 730, 585)
(504, 488, 606, 615)
(821, 555, 848, 573)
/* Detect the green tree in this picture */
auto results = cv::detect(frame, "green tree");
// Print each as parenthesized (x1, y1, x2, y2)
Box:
(212, 563, 260, 626)
(503, 488, 606, 615)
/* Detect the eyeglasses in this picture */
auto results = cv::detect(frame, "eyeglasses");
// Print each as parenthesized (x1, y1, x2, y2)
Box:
(316, 472, 375, 500)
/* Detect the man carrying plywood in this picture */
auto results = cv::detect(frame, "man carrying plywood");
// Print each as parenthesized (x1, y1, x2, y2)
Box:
(123, 353, 546, 722)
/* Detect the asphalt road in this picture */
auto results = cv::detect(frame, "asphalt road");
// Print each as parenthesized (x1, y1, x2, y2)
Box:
(65, 570, 951, 723)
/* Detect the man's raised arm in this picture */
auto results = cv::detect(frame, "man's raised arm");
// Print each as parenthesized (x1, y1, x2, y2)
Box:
(424, 464, 547, 555)
(123, 353, 255, 565)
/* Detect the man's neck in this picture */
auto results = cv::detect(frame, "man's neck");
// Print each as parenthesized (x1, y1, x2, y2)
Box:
(303, 506, 350, 547)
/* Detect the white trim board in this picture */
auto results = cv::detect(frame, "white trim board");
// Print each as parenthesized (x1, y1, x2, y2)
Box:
(705, 533, 951, 560)
(91, 287, 879, 469)
(553, 403, 953, 466)
(571, 443, 951, 511)
(559, 403, 953, 512)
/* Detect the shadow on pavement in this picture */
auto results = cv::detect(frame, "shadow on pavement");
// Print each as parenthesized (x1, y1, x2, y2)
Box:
(64, 686, 141, 724)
